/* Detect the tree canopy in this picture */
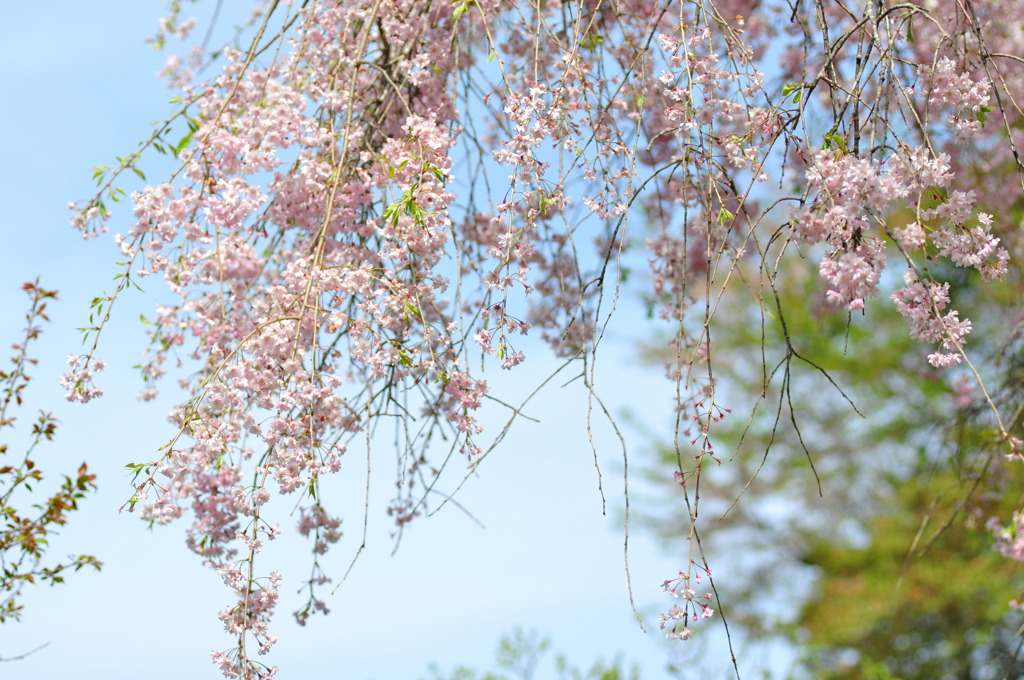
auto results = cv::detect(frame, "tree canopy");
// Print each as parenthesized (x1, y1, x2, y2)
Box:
(4, 0, 1023, 677)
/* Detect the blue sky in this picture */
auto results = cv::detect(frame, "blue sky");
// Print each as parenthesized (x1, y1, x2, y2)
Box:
(0, 3, 794, 678)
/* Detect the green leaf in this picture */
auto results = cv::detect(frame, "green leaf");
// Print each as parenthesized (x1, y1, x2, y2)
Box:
(403, 300, 424, 322)
(581, 33, 605, 52)
(452, 0, 471, 22)
(823, 132, 847, 153)
(175, 129, 195, 155)
(382, 201, 401, 225)
(426, 163, 446, 183)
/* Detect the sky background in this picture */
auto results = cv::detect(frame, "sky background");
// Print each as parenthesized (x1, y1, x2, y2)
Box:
(0, 3, 794, 678)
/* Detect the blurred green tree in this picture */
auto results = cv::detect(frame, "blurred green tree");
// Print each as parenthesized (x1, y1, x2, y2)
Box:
(641, 249, 1024, 678)
(423, 628, 640, 680)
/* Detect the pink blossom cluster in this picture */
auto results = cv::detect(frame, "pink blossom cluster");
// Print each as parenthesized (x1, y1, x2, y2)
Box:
(932, 221, 1009, 281)
(917, 57, 992, 135)
(988, 513, 1024, 562)
(59, 354, 105, 403)
(296, 504, 342, 556)
(67, 202, 107, 240)
(891, 272, 972, 368)
(818, 239, 885, 311)
(208, 569, 282, 678)
(792, 141, 1009, 363)
(659, 570, 714, 640)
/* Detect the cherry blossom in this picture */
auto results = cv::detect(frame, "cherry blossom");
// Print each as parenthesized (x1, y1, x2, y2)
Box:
(66, 0, 1024, 675)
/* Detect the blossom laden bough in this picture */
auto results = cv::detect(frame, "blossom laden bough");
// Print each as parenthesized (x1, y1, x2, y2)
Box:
(66, 0, 1024, 676)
